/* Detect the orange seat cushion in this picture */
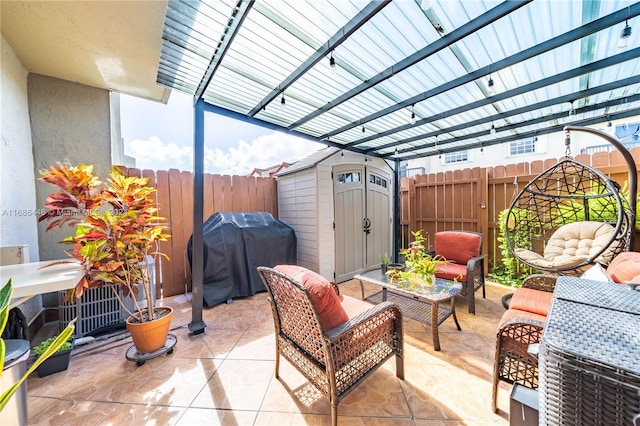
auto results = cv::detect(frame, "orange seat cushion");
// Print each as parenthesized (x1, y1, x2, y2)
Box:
(508, 288, 553, 317)
(435, 262, 467, 282)
(340, 295, 375, 319)
(606, 251, 640, 283)
(434, 231, 481, 264)
(275, 265, 349, 331)
(499, 307, 548, 328)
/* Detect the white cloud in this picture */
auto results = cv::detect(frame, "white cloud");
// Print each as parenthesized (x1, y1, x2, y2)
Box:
(126, 136, 193, 171)
(126, 132, 323, 175)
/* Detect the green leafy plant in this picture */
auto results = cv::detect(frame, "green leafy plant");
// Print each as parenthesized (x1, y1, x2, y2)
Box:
(387, 230, 447, 287)
(0, 279, 76, 412)
(38, 163, 171, 323)
(490, 209, 534, 287)
(33, 336, 72, 357)
(379, 253, 390, 266)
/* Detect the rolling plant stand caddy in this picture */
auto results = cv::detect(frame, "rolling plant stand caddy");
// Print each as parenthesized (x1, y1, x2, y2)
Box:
(125, 334, 178, 366)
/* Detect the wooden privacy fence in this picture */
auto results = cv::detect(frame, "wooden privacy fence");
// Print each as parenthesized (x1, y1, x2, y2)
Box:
(123, 168, 278, 298)
(400, 148, 640, 274)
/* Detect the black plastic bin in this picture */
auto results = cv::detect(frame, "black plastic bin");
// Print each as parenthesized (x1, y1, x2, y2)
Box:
(188, 212, 296, 307)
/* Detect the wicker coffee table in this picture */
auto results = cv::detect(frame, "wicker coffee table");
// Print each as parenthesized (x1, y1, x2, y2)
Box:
(354, 269, 462, 351)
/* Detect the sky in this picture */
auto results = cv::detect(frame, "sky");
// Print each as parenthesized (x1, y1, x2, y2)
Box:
(119, 91, 325, 175)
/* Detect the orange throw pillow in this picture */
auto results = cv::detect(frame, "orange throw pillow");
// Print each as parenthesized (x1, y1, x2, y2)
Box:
(605, 252, 640, 283)
(274, 265, 348, 331)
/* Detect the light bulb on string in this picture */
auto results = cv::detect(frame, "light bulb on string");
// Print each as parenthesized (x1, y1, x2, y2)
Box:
(618, 19, 632, 48)
(487, 76, 495, 95)
(410, 104, 416, 125)
(568, 101, 575, 122)
(490, 123, 496, 135)
(329, 51, 337, 75)
(280, 94, 286, 111)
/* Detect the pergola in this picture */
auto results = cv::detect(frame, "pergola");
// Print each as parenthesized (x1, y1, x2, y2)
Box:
(153, 0, 640, 333)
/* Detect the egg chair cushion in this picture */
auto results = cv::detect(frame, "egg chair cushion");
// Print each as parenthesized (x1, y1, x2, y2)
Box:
(515, 221, 618, 271)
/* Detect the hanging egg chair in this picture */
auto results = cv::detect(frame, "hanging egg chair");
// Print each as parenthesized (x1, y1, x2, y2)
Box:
(505, 126, 637, 275)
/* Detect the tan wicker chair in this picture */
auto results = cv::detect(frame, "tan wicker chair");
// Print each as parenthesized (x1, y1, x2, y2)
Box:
(491, 274, 557, 413)
(257, 266, 404, 426)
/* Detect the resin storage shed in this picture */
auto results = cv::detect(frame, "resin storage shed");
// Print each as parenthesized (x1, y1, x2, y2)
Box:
(276, 147, 393, 283)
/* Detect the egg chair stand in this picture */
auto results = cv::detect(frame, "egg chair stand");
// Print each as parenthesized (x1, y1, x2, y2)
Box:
(504, 126, 636, 275)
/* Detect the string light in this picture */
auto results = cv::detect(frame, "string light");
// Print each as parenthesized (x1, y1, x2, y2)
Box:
(490, 123, 496, 135)
(487, 76, 495, 95)
(329, 51, 337, 74)
(410, 104, 416, 125)
(280, 93, 286, 111)
(618, 19, 632, 48)
(568, 100, 575, 121)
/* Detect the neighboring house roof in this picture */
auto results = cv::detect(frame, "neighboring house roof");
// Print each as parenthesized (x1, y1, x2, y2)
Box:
(248, 162, 292, 178)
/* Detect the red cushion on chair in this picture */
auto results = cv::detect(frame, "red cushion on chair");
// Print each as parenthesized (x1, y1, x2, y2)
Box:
(508, 288, 554, 317)
(498, 307, 548, 328)
(340, 295, 374, 319)
(274, 265, 349, 331)
(605, 252, 640, 283)
(434, 231, 481, 265)
(435, 262, 467, 282)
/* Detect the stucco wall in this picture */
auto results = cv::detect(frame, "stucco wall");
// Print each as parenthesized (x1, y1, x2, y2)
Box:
(28, 73, 112, 261)
(0, 35, 44, 326)
(0, 35, 40, 262)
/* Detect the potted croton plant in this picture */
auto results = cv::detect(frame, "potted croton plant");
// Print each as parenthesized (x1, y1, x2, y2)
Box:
(38, 163, 171, 354)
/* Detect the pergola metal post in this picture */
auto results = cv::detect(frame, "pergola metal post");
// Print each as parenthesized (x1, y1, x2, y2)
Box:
(393, 159, 402, 263)
(189, 97, 206, 335)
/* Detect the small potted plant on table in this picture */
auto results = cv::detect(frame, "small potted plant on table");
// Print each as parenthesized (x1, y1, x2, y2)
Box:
(387, 230, 447, 289)
(38, 164, 172, 356)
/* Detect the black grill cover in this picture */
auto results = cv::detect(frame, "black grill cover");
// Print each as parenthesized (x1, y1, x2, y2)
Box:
(188, 212, 296, 308)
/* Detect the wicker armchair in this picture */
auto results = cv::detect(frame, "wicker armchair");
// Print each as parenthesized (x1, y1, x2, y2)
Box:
(491, 274, 558, 413)
(427, 230, 486, 314)
(257, 266, 404, 426)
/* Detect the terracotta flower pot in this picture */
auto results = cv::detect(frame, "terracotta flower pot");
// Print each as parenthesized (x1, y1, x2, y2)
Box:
(125, 306, 173, 353)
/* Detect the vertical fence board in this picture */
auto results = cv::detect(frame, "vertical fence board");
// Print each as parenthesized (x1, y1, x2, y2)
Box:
(234, 176, 250, 211)
(167, 169, 186, 296)
(203, 173, 215, 220)
(222, 175, 233, 212)
(180, 171, 194, 292)
(155, 170, 175, 298)
(212, 174, 224, 213)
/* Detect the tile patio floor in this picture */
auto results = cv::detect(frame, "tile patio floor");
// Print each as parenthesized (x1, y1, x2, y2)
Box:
(26, 279, 517, 425)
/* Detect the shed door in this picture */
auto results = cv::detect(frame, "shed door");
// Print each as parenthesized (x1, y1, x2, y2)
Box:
(333, 165, 391, 282)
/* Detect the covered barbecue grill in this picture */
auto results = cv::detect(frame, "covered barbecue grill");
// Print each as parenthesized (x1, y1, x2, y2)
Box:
(188, 212, 296, 307)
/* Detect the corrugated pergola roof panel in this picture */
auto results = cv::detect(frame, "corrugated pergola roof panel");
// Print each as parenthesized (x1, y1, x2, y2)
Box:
(158, 0, 640, 159)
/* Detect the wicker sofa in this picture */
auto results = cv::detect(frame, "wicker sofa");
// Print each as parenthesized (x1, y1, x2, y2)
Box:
(257, 265, 404, 426)
(491, 251, 640, 413)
